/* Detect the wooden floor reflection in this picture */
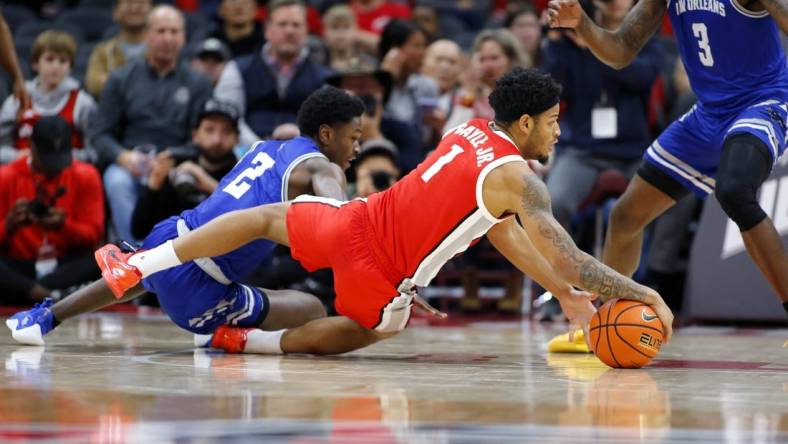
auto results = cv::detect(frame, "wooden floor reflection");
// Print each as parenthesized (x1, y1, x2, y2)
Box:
(2, 312, 787, 443)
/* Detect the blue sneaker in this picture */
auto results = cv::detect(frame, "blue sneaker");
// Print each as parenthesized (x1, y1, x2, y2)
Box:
(5, 298, 56, 346)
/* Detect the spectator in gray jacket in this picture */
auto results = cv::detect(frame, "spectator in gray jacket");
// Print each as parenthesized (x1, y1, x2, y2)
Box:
(92, 5, 212, 243)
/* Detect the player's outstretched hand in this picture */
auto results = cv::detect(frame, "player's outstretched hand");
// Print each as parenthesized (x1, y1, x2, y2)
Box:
(643, 289, 674, 344)
(413, 293, 448, 320)
(547, 0, 583, 29)
(556, 289, 598, 349)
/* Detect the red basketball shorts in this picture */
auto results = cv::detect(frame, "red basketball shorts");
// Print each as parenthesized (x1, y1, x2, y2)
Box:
(286, 196, 412, 332)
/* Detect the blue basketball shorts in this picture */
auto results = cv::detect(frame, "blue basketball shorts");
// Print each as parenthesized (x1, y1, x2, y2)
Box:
(644, 97, 788, 197)
(140, 217, 269, 334)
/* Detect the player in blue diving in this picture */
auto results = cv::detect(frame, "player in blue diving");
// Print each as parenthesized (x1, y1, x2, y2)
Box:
(6, 85, 366, 345)
(546, 0, 788, 350)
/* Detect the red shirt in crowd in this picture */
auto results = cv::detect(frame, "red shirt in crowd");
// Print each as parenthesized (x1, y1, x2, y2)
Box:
(351, 1, 412, 35)
(0, 157, 104, 261)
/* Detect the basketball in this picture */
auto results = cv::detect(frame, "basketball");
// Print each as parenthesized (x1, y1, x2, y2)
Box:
(589, 299, 664, 369)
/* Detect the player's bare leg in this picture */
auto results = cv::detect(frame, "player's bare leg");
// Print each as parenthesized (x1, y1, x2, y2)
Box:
(208, 295, 445, 355)
(172, 203, 291, 263)
(98, 203, 293, 295)
(195, 289, 331, 350)
(603, 175, 677, 277)
(257, 289, 327, 330)
(52, 281, 145, 322)
(280, 316, 396, 354)
(6, 279, 145, 345)
(715, 135, 788, 308)
(208, 315, 397, 355)
(741, 220, 788, 304)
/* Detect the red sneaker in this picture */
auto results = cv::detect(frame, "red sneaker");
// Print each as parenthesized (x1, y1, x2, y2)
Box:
(210, 325, 251, 354)
(94, 244, 141, 299)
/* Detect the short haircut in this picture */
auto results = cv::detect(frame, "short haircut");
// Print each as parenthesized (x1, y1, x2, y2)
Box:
(268, 0, 306, 20)
(297, 85, 366, 139)
(145, 4, 185, 31)
(472, 29, 527, 67)
(31, 30, 77, 65)
(378, 19, 424, 60)
(488, 67, 561, 124)
(323, 4, 355, 28)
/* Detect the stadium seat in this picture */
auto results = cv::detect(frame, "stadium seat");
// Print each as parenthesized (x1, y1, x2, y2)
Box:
(15, 21, 86, 46)
(1, 5, 37, 33)
(56, 8, 114, 43)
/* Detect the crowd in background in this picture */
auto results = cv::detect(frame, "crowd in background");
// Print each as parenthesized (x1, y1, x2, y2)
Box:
(0, 0, 703, 318)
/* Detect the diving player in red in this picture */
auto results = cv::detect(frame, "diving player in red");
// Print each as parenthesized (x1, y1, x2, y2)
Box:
(95, 68, 674, 355)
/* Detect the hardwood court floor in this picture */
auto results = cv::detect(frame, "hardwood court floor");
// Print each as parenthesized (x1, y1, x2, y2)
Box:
(1, 311, 787, 443)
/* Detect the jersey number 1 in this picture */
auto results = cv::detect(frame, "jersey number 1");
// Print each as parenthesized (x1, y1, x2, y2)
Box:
(223, 151, 275, 199)
(692, 23, 714, 67)
(421, 144, 464, 182)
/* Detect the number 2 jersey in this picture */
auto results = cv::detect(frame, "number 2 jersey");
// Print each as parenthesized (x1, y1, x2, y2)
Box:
(366, 118, 525, 288)
(667, 0, 788, 113)
(175, 136, 327, 281)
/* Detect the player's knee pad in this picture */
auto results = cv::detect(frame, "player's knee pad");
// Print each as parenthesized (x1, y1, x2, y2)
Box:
(715, 134, 772, 231)
(714, 180, 765, 231)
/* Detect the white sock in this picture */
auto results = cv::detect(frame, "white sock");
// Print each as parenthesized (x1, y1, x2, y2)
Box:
(128, 240, 182, 278)
(243, 329, 285, 355)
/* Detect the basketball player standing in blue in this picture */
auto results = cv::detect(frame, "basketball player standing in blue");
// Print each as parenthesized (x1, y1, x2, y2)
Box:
(547, 0, 788, 318)
(6, 86, 367, 345)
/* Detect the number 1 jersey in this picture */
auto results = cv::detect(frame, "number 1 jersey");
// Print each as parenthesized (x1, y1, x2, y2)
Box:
(366, 119, 525, 288)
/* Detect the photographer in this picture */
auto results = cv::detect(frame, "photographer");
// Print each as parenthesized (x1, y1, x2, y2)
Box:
(0, 116, 104, 305)
(130, 99, 240, 239)
(352, 139, 400, 198)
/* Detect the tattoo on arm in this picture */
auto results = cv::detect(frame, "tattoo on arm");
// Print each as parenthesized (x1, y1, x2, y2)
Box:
(578, 260, 649, 303)
(521, 174, 649, 302)
(521, 174, 586, 266)
(616, 0, 666, 55)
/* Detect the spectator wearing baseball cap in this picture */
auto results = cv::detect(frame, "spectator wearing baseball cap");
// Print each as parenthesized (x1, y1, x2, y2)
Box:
(0, 116, 104, 305)
(130, 99, 240, 239)
(191, 38, 232, 86)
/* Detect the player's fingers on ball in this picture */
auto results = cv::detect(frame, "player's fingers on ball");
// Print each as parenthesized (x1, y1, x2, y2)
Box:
(661, 312, 673, 342)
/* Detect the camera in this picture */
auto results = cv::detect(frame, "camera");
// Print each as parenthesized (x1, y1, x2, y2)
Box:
(29, 198, 51, 219)
(170, 168, 198, 198)
(164, 145, 198, 163)
(370, 170, 394, 192)
(161, 145, 200, 201)
(29, 185, 66, 219)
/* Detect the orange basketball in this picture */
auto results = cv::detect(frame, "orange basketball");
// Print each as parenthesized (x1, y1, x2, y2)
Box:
(588, 298, 664, 369)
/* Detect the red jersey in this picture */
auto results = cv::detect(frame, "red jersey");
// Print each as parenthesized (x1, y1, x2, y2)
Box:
(367, 118, 525, 287)
(15, 89, 84, 150)
(0, 157, 104, 260)
(351, 2, 412, 35)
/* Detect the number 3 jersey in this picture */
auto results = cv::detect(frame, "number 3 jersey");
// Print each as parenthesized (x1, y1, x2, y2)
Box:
(668, 0, 788, 113)
(366, 119, 525, 288)
(177, 136, 327, 281)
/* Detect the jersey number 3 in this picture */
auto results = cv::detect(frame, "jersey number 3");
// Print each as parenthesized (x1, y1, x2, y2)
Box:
(692, 23, 714, 67)
(223, 151, 275, 199)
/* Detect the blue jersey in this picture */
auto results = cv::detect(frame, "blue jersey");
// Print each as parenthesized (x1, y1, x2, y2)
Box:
(180, 136, 327, 281)
(668, 0, 788, 114)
